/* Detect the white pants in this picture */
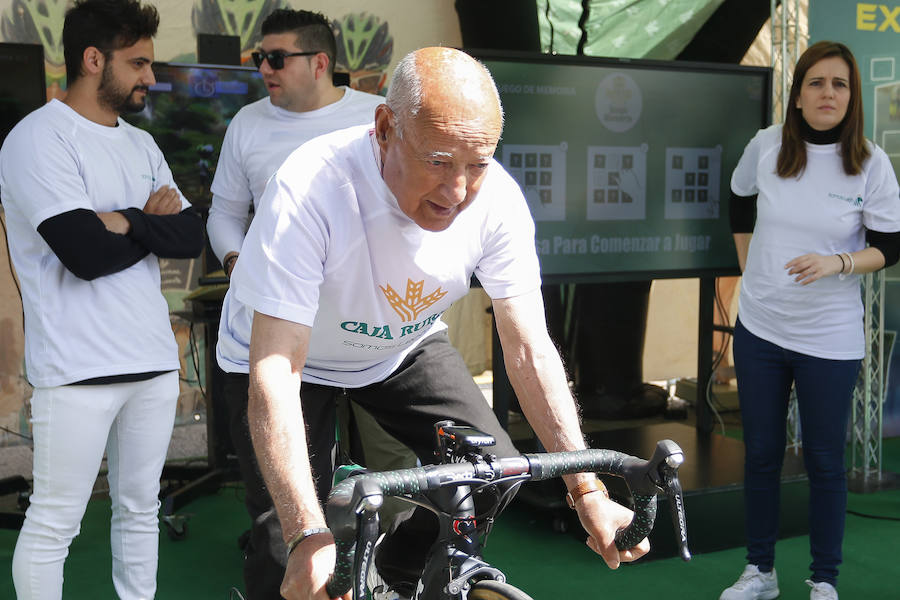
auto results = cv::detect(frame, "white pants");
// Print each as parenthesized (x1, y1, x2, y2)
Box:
(12, 372, 178, 600)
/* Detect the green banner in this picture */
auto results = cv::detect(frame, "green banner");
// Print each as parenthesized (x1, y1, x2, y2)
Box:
(810, 1, 900, 435)
(537, 0, 724, 59)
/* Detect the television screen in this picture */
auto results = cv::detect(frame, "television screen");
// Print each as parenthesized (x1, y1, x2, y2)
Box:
(472, 51, 771, 282)
(123, 63, 267, 289)
(0, 43, 46, 149)
(124, 63, 268, 213)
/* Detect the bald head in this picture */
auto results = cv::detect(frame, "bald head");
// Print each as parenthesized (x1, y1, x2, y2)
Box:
(373, 48, 505, 232)
(385, 47, 503, 138)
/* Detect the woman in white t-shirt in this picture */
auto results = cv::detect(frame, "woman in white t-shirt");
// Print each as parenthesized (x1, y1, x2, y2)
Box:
(721, 42, 900, 600)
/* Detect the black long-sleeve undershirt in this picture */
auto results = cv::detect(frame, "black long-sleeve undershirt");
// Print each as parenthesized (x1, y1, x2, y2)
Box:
(866, 229, 900, 268)
(729, 191, 900, 267)
(38, 209, 150, 280)
(117, 206, 204, 259)
(37, 207, 204, 281)
(729, 191, 757, 234)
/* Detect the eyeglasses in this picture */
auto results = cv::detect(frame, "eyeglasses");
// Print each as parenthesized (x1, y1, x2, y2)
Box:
(251, 50, 321, 70)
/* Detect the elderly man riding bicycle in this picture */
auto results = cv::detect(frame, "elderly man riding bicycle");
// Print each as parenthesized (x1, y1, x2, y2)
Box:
(219, 46, 650, 600)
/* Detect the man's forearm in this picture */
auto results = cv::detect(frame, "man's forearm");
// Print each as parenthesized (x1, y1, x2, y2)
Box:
(493, 291, 593, 491)
(504, 340, 598, 492)
(118, 207, 204, 258)
(37, 209, 150, 280)
(208, 194, 250, 263)
(506, 340, 584, 453)
(248, 356, 327, 542)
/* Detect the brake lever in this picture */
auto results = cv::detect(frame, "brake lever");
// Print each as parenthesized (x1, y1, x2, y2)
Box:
(660, 452, 691, 561)
(647, 440, 691, 562)
(326, 477, 384, 599)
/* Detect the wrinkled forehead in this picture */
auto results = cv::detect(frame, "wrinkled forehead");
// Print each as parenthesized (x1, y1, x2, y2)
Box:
(400, 107, 501, 157)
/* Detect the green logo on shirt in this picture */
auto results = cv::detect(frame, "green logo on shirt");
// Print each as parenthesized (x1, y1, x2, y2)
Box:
(340, 321, 394, 339)
(340, 311, 445, 341)
(338, 278, 448, 347)
(827, 192, 862, 207)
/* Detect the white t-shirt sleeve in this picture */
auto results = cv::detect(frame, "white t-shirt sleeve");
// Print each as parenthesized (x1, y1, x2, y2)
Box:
(210, 114, 253, 206)
(208, 111, 255, 261)
(862, 145, 900, 233)
(3, 121, 93, 228)
(474, 166, 542, 299)
(207, 193, 251, 262)
(229, 173, 328, 327)
(731, 128, 765, 197)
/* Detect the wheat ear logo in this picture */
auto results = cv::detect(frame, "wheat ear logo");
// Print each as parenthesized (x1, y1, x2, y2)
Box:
(380, 278, 448, 322)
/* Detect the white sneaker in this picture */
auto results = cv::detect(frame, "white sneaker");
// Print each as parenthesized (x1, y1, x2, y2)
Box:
(806, 580, 838, 600)
(720, 565, 780, 600)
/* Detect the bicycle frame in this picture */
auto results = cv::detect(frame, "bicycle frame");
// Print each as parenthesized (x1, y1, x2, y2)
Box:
(416, 473, 508, 599)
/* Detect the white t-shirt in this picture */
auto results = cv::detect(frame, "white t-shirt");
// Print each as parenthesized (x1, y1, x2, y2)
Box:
(207, 88, 385, 262)
(0, 99, 188, 387)
(732, 124, 900, 359)
(218, 125, 541, 386)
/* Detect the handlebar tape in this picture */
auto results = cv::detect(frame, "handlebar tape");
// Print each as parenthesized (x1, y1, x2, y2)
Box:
(325, 450, 659, 597)
(524, 449, 658, 550)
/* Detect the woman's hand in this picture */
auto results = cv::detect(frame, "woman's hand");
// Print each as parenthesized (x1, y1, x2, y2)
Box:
(785, 253, 844, 285)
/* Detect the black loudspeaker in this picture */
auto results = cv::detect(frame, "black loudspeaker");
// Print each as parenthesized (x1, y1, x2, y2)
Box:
(455, 0, 540, 52)
(196, 33, 241, 66)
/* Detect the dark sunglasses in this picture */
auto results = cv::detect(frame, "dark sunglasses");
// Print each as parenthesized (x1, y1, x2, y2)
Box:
(251, 50, 321, 70)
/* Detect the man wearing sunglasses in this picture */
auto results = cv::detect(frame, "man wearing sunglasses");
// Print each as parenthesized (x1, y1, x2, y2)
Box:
(208, 8, 384, 278)
(206, 8, 386, 600)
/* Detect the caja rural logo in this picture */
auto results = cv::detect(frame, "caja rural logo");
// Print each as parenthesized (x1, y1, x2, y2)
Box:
(340, 278, 448, 341)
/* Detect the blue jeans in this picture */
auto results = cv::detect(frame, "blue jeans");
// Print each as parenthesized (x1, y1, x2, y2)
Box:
(733, 318, 859, 587)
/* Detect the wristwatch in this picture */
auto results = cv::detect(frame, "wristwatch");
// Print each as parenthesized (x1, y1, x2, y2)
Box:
(223, 253, 238, 276)
(565, 478, 609, 509)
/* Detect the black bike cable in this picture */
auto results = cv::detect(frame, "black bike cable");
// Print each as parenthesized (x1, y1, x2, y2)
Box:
(456, 474, 530, 517)
(846, 509, 900, 522)
(187, 321, 207, 399)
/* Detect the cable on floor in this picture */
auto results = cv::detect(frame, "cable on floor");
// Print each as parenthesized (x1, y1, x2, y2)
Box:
(847, 509, 900, 522)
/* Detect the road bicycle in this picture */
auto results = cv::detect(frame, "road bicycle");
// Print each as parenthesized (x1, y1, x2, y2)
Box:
(324, 420, 691, 599)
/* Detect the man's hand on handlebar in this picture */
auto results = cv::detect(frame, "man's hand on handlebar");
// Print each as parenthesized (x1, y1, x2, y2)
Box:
(281, 534, 350, 600)
(574, 491, 650, 569)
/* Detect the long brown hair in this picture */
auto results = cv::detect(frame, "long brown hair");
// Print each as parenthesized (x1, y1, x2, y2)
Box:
(777, 41, 869, 178)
